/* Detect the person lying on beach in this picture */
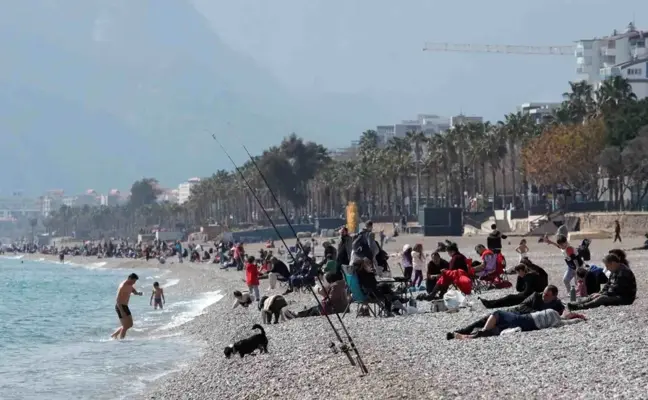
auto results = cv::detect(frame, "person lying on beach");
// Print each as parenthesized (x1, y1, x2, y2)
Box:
(232, 290, 253, 309)
(150, 282, 165, 310)
(480, 264, 544, 309)
(282, 272, 349, 320)
(447, 285, 565, 340)
(111, 273, 143, 340)
(452, 309, 586, 340)
(516, 258, 548, 289)
(626, 233, 648, 251)
(568, 253, 636, 311)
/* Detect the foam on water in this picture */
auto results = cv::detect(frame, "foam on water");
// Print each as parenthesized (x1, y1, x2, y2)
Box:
(0, 258, 216, 400)
(158, 291, 224, 331)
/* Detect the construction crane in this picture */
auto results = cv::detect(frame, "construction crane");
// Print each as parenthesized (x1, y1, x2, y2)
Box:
(423, 42, 576, 56)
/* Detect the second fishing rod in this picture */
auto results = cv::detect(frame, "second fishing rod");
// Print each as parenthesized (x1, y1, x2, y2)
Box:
(211, 135, 366, 374)
(241, 145, 368, 374)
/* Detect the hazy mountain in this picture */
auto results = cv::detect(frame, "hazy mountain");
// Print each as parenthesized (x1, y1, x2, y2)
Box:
(0, 0, 345, 195)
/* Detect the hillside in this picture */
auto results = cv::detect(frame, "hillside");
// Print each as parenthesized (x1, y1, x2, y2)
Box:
(0, 0, 317, 194)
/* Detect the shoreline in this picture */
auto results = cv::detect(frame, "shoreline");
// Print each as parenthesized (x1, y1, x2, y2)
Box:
(7, 233, 648, 399)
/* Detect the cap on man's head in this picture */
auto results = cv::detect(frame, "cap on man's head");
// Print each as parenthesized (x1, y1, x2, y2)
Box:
(128, 273, 139, 280)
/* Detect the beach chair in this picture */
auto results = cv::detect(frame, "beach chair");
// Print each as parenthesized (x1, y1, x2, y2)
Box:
(341, 266, 384, 318)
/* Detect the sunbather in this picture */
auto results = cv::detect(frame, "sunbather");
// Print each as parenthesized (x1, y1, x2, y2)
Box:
(452, 309, 586, 339)
(480, 264, 544, 309)
(282, 272, 348, 320)
(447, 285, 565, 339)
(568, 253, 636, 311)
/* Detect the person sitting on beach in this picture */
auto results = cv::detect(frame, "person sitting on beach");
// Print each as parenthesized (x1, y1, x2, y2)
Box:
(232, 290, 253, 309)
(608, 249, 630, 268)
(480, 264, 543, 309)
(150, 281, 166, 310)
(452, 309, 586, 340)
(447, 243, 468, 272)
(423, 244, 472, 299)
(575, 265, 608, 296)
(472, 244, 498, 277)
(268, 256, 291, 291)
(425, 252, 449, 294)
(518, 258, 548, 289)
(355, 257, 405, 317)
(283, 272, 349, 320)
(448, 285, 565, 339)
(568, 253, 636, 311)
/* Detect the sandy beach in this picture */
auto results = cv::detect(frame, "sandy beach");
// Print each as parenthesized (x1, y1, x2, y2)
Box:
(23, 233, 648, 399)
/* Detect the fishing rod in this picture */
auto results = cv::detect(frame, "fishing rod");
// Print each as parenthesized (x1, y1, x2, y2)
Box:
(211, 135, 366, 373)
(241, 144, 368, 374)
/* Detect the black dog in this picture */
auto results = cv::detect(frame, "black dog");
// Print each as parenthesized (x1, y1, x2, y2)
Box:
(224, 324, 268, 358)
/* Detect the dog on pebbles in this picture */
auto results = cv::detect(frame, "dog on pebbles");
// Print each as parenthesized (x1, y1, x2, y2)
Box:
(224, 324, 269, 358)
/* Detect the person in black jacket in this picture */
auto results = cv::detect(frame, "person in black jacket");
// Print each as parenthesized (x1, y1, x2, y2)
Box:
(425, 252, 449, 293)
(568, 253, 636, 311)
(520, 257, 549, 290)
(480, 264, 544, 308)
(487, 224, 507, 254)
(336, 227, 352, 268)
(575, 266, 608, 296)
(448, 285, 565, 339)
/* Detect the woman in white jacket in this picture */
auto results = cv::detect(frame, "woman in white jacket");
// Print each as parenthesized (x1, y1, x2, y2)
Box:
(411, 243, 426, 287)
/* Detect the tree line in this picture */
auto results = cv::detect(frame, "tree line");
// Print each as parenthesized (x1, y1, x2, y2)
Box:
(39, 76, 648, 239)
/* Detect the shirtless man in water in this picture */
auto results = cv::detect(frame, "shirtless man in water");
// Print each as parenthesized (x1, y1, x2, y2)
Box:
(111, 273, 143, 339)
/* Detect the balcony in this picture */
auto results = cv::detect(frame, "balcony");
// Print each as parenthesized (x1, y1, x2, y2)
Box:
(602, 46, 616, 56)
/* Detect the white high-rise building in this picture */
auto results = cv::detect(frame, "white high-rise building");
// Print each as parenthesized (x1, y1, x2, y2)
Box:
(178, 177, 200, 204)
(519, 102, 562, 124)
(376, 114, 451, 143)
(575, 22, 648, 98)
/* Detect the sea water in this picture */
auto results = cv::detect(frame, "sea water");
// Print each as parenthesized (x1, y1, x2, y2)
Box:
(0, 257, 223, 400)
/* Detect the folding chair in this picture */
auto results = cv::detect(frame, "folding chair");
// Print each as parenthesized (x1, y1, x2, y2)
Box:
(341, 267, 384, 318)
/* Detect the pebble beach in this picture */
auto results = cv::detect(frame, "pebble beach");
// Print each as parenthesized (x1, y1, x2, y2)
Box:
(41, 234, 645, 400)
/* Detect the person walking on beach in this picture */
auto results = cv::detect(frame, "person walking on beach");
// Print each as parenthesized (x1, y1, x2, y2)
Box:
(111, 273, 143, 340)
(150, 281, 165, 310)
(613, 220, 622, 243)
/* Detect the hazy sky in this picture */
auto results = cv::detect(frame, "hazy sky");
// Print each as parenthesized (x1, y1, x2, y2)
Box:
(194, 0, 648, 122)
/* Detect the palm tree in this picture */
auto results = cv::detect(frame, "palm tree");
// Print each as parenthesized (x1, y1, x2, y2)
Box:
(406, 130, 427, 214)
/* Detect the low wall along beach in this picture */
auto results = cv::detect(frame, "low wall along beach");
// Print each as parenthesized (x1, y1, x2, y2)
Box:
(572, 211, 648, 235)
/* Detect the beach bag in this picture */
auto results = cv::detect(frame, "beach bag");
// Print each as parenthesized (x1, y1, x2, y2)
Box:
(443, 289, 466, 311)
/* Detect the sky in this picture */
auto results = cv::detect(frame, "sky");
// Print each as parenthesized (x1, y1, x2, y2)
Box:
(193, 0, 648, 123)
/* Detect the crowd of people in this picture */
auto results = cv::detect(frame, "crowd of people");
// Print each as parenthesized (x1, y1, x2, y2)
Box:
(227, 221, 640, 343)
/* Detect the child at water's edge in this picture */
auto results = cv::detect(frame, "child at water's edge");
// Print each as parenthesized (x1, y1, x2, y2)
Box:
(150, 282, 165, 310)
(245, 256, 261, 301)
(515, 239, 529, 261)
(232, 290, 253, 308)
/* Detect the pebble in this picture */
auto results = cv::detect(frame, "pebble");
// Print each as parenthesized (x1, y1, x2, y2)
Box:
(139, 239, 648, 400)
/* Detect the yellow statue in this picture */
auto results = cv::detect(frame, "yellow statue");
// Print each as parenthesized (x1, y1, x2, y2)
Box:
(346, 202, 358, 234)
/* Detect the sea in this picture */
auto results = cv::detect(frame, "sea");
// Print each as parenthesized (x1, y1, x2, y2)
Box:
(0, 256, 224, 400)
